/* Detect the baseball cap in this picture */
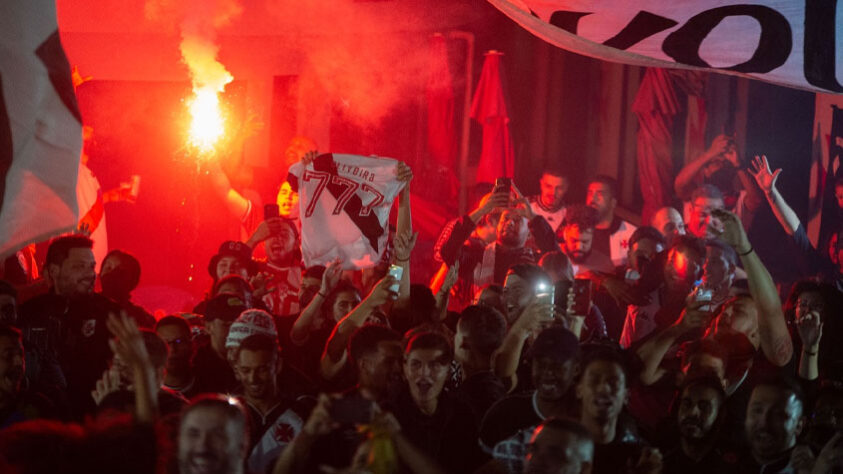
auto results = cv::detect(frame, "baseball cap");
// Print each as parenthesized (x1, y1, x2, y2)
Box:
(207, 241, 254, 278)
(225, 309, 278, 349)
(204, 294, 247, 323)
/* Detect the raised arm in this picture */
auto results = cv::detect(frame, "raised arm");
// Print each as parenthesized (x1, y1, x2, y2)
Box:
(636, 301, 711, 385)
(750, 155, 800, 236)
(392, 161, 415, 311)
(712, 208, 793, 366)
(492, 301, 553, 391)
(675, 135, 734, 200)
(206, 159, 251, 221)
(796, 310, 822, 381)
(321, 275, 397, 377)
(106, 312, 158, 424)
(290, 260, 342, 345)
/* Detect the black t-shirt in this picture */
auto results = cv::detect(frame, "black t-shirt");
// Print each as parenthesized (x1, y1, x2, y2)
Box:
(18, 292, 120, 419)
(479, 392, 541, 453)
(456, 371, 507, 427)
(661, 444, 741, 474)
(193, 343, 240, 394)
(391, 388, 485, 474)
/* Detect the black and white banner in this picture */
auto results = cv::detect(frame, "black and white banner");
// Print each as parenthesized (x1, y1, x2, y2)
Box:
(488, 0, 842, 94)
(0, 1, 82, 258)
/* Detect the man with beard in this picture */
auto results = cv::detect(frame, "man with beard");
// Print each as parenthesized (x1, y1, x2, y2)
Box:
(0, 324, 53, 428)
(619, 235, 705, 348)
(738, 378, 805, 473)
(98, 250, 155, 329)
(559, 204, 614, 276)
(585, 176, 637, 268)
(650, 207, 686, 247)
(178, 395, 250, 474)
(662, 376, 737, 473)
(155, 315, 199, 399)
(392, 331, 484, 473)
(438, 189, 558, 302)
(685, 185, 726, 240)
(576, 346, 662, 474)
(17, 234, 121, 418)
(675, 134, 762, 233)
(246, 217, 302, 316)
(481, 327, 580, 474)
(523, 418, 595, 474)
(234, 334, 307, 474)
(528, 168, 569, 232)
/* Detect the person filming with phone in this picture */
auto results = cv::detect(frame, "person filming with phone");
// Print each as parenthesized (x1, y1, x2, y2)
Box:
(435, 177, 559, 303)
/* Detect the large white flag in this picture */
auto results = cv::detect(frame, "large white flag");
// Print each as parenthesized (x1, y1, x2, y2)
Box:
(0, 1, 82, 259)
(289, 154, 405, 270)
(488, 0, 842, 94)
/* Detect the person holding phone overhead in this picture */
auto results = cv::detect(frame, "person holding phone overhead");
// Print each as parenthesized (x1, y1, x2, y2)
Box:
(435, 177, 559, 300)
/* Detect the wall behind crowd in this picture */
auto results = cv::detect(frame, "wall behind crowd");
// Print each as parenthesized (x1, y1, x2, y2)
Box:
(62, 0, 818, 309)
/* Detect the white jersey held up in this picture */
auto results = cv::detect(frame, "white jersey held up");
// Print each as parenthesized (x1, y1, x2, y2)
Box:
(289, 154, 405, 270)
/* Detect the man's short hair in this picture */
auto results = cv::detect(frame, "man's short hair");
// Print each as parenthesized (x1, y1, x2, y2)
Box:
(303, 265, 326, 280)
(539, 251, 574, 280)
(46, 235, 93, 267)
(679, 374, 727, 403)
(506, 263, 550, 289)
(579, 344, 630, 384)
(237, 333, 279, 361)
(404, 331, 453, 362)
(562, 204, 598, 230)
(680, 338, 729, 370)
(670, 235, 707, 263)
(155, 314, 191, 336)
(212, 275, 253, 297)
(589, 175, 618, 198)
(704, 238, 738, 268)
(458, 305, 507, 359)
(752, 375, 805, 411)
(102, 250, 141, 291)
(542, 167, 567, 180)
(629, 226, 665, 249)
(140, 329, 168, 370)
(183, 394, 248, 440)
(691, 184, 724, 202)
(348, 325, 401, 368)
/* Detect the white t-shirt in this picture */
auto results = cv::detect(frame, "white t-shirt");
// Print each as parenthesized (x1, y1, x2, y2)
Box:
(289, 154, 405, 269)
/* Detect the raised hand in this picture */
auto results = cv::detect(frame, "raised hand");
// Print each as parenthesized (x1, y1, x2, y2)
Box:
(396, 162, 413, 182)
(796, 310, 823, 351)
(441, 261, 460, 293)
(91, 366, 121, 406)
(302, 150, 319, 166)
(106, 312, 151, 369)
(393, 230, 418, 262)
(706, 134, 733, 158)
(321, 260, 344, 295)
(710, 208, 751, 254)
(750, 155, 782, 195)
(477, 189, 510, 214)
(510, 183, 535, 219)
(366, 275, 399, 306)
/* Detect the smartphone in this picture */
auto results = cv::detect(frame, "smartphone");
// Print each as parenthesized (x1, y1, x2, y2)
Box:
(264, 203, 280, 221)
(572, 278, 592, 315)
(330, 396, 374, 425)
(387, 264, 403, 293)
(494, 177, 511, 194)
(694, 286, 713, 312)
(535, 281, 555, 306)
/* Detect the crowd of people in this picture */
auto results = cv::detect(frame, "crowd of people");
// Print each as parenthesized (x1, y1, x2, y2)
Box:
(1, 134, 843, 474)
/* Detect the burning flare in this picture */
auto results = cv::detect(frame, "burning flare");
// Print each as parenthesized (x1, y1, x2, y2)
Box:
(181, 32, 233, 156)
